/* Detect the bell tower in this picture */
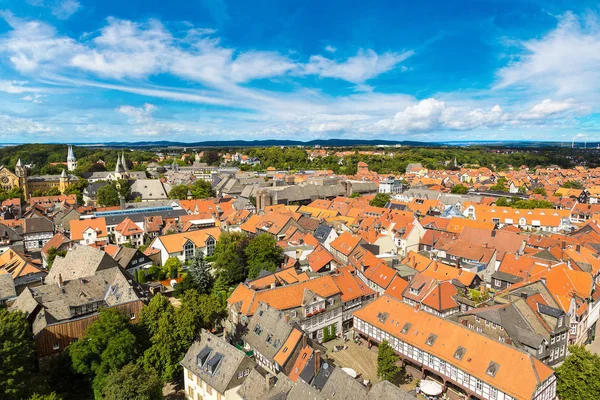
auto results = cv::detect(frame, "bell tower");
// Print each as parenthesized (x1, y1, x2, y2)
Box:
(67, 145, 77, 171)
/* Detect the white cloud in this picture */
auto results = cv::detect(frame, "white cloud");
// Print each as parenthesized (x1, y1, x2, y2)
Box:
(116, 103, 157, 123)
(303, 49, 414, 83)
(0, 80, 30, 94)
(496, 12, 600, 97)
(0, 114, 56, 134)
(21, 94, 44, 103)
(25, 0, 81, 20)
(520, 98, 581, 119)
(0, 11, 82, 73)
(324, 45, 336, 53)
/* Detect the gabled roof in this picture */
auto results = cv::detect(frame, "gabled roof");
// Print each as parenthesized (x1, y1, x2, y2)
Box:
(354, 296, 554, 400)
(153, 227, 221, 253)
(115, 217, 143, 237)
(70, 217, 108, 241)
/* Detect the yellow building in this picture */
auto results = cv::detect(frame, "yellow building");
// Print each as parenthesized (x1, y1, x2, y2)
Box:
(0, 158, 73, 199)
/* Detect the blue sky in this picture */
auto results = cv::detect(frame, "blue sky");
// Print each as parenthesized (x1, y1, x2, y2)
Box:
(0, 0, 599, 143)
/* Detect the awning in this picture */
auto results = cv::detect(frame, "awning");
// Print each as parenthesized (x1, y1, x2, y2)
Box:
(341, 367, 358, 378)
(419, 379, 443, 396)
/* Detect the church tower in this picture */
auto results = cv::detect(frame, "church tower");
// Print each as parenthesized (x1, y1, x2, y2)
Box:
(15, 158, 28, 198)
(67, 145, 77, 171)
(59, 169, 69, 193)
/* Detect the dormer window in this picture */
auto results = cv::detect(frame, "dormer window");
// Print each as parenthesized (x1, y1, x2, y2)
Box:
(453, 346, 466, 360)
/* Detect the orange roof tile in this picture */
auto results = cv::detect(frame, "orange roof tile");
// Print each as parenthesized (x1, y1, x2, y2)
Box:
(354, 296, 554, 400)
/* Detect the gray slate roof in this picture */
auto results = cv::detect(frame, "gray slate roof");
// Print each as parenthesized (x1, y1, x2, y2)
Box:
(181, 330, 256, 394)
(0, 273, 17, 302)
(244, 302, 295, 363)
(46, 245, 120, 284)
(11, 267, 139, 334)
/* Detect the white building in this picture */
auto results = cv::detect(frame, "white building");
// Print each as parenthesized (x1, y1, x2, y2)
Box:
(181, 330, 256, 400)
(378, 177, 403, 194)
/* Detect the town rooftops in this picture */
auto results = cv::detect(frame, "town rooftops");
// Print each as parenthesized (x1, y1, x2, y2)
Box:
(353, 296, 555, 400)
(152, 227, 221, 254)
(228, 275, 341, 316)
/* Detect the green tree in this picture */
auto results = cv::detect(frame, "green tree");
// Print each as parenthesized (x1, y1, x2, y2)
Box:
(101, 363, 162, 400)
(162, 257, 182, 278)
(562, 180, 584, 189)
(45, 187, 62, 196)
(137, 269, 146, 284)
(115, 179, 131, 199)
(349, 192, 361, 198)
(556, 345, 600, 400)
(200, 150, 220, 166)
(46, 247, 67, 270)
(176, 291, 226, 344)
(186, 254, 214, 295)
(0, 309, 36, 400)
(532, 187, 547, 196)
(97, 184, 120, 207)
(28, 393, 61, 400)
(245, 233, 283, 279)
(168, 184, 189, 200)
(451, 184, 469, 194)
(369, 193, 390, 207)
(377, 339, 401, 383)
(489, 178, 508, 192)
(64, 178, 89, 204)
(190, 179, 214, 199)
(140, 294, 175, 339)
(69, 308, 138, 397)
(142, 312, 182, 382)
(213, 232, 250, 286)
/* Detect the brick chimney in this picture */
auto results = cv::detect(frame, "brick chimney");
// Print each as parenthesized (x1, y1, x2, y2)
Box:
(314, 350, 321, 375)
(265, 373, 276, 390)
(58, 273, 63, 288)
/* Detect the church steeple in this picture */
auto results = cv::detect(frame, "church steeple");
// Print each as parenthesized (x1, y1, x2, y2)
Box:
(121, 152, 129, 172)
(67, 145, 77, 171)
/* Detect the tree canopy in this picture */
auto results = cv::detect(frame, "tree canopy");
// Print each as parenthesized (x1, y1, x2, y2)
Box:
(101, 363, 162, 400)
(369, 193, 390, 208)
(245, 233, 283, 279)
(556, 345, 600, 400)
(377, 339, 401, 383)
(0, 309, 36, 400)
(69, 308, 139, 396)
(213, 231, 250, 286)
(97, 184, 121, 207)
(451, 184, 469, 194)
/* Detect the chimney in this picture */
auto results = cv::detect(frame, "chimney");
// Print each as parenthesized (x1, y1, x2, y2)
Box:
(119, 196, 126, 210)
(562, 241, 566, 250)
(314, 350, 321, 375)
(302, 334, 307, 350)
(576, 244, 581, 253)
(58, 273, 63, 288)
(265, 374, 276, 390)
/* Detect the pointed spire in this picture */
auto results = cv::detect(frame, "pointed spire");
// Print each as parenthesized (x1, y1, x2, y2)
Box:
(16, 158, 22, 167)
(115, 153, 123, 173)
(67, 145, 75, 160)
(121, 151, 129, 172)
(61, 169, 67, 178)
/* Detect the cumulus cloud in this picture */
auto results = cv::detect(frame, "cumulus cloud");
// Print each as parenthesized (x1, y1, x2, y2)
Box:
(324, 45, 336, 53)
(116, 103, 157, 123)
(496, 12, 600, 97)
(381, 97, 579, 133)
(0, 114, 55, 134)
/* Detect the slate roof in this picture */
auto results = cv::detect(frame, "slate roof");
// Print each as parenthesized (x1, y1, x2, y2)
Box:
(0, 273, 17, 301)
(46, 245, 120, 284)
(244, 303, 295, 363)
(181, 330, 256, 394)
(11, 266, 140, 334)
